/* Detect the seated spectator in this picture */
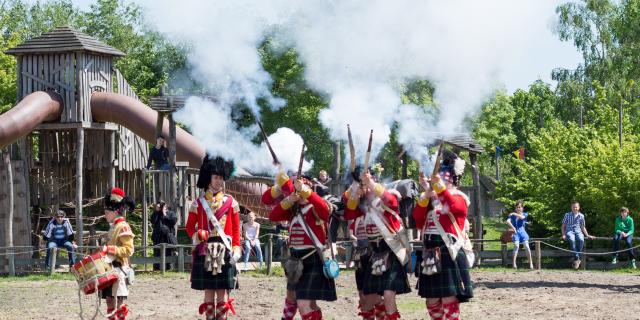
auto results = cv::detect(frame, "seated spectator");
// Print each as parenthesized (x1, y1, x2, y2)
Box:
(43, 210, 76, 269)
(151, 201, 178, 270)
(611, 207, 635, 269)
(146, 135, 170, 170)
(273, 220, 289, 258)
(243, 211, 263, 269)
(561, 201, 595, 269)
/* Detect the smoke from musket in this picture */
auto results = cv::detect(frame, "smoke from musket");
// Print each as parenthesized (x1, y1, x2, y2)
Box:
(141, 0, 578, 168)
(174, 97, 310, 175)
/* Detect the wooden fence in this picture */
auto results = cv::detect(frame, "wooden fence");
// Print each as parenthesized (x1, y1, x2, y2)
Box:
(3, 236, 638, 275)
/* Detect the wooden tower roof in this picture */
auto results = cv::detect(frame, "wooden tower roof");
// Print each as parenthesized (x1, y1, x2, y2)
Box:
(6, 26, 125, 56)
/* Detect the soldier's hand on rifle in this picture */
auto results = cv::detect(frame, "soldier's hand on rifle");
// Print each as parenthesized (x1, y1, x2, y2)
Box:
(431, 173, 441, 185)
(288, 193, 301, 203)
(419, 172, 431, 191)
(294, 179, 311, 198)
(361, 172, 375, 189)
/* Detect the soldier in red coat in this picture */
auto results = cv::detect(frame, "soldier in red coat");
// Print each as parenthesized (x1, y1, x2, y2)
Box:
(263, 171, 336, 320)
(343, 167, 411, 320)
(413, 150, 474, 320)
(186, 155, 241, 320)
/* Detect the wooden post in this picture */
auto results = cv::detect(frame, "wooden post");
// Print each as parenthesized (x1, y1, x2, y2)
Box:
(76, 128, 84, 252)
(49, 247, 57, 275)
(501, 243, 507, 267)
(168, 113, 177, 209)
(142, 168, 148, 272)
(267, 234, 273, 276)
(4, 151, 16, 276)
(331, 141, 341, 195)
(178, 246, 185, 273)
(109, 131, 116, 188)
(8, 247, 15, 276)
(469, 153, 483, 254)
(154, 112, 163, 202)
(535, 241, 541, 270)
(582, 241, 587, 270)
(161, 243, 166, 274)
(401, 151, 408, 179)
(179, 166, 187, 228)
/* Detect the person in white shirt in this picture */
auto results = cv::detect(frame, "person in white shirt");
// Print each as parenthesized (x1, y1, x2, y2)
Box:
(243, 211, 263, 269)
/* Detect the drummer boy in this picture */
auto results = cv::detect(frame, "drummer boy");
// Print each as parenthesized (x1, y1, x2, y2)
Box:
(100, 187, 135, 320)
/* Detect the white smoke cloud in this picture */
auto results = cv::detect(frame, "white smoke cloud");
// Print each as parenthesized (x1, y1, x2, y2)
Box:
(174, 97, 310, 175)
(139, 0, 579, 168)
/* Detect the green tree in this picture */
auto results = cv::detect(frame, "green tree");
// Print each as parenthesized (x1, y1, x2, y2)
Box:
(258, 40, 334, 177)
(78, 0, 188, 101)
(495, 122, 640, 236)
(0, 0, 79, 111)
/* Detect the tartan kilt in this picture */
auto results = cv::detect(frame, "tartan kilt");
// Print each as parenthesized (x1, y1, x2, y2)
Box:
(190, 238, 238, 291)
(286, 248, 337, 301)
(355, 252, 371, 291)
(362, 241, 411, 295)
(417, 234, 473, 302)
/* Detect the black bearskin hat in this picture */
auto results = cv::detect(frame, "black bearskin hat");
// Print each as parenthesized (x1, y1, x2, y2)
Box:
(438, 150, 465, 186)
(103, 187, 135, 214)
(197, 154, 235, 188)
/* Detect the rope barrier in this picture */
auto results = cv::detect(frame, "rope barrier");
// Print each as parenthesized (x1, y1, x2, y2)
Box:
(539, 241, 640, 256)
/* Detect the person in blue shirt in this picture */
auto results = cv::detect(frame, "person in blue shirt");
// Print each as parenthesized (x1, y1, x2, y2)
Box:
(43, 210, 76, 270)
(506, 201, 533, 269)
(561, 201, 595, 269)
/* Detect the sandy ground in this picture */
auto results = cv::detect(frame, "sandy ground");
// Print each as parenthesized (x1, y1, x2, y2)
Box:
(1, 269, 639, 320)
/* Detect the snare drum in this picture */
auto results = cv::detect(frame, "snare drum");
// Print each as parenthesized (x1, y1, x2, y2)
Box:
(72, 251, 118, 295)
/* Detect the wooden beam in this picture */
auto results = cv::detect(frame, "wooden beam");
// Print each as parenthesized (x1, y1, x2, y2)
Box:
(75, 127, 84, 250)
(469, 153, 483, 265)
(35, 122, 118, 131)
(168, 113, 177, 209)
(4, 150, 16, 276)
(109, 131, 116, 188)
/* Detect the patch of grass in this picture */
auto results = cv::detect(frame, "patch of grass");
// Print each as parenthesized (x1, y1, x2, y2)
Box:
(0, 273, 75, 282)
(243, 265, 285, 277)
(482, 217, 507, 250)
(397, 297, 426, 312)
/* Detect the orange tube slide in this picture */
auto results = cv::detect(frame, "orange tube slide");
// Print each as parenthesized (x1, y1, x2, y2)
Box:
(90, 92, 205, 168)
(0, 91, 63, 148)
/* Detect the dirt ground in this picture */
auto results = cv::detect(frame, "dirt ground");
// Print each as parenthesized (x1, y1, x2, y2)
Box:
(1, 269, 639, 320)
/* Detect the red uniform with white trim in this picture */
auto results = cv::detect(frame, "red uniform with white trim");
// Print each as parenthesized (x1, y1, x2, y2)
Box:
(412, 188, 469, 237)
(186, 190, 242, 256)
(342, 183, 402, 238)
(267, 186, 330, 248)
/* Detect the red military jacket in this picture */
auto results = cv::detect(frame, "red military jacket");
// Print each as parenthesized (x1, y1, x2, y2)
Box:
(186, 190, 241, 253)
(263, 178, 330, 248)
(413, 184, 469, 236)
(343, 183, 402, 237)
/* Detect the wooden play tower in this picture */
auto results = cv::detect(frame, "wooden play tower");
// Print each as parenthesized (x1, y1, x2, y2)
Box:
(0, 27, 149, 269)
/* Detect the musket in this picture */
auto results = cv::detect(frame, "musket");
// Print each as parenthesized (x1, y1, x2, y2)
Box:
(297, 143, 305, 178)
(257, 120, 280, 165)
(347, 124, 356, 173)
(363, 130, 373, 174)
(431, 140, 444, 177)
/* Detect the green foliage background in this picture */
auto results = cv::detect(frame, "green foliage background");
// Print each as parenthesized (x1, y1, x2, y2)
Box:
(3, 0, 640, 238)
